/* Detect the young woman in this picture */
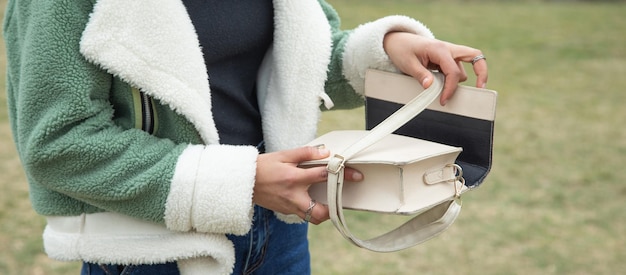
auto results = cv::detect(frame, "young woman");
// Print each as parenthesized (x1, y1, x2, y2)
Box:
(3, 0, 487, 274)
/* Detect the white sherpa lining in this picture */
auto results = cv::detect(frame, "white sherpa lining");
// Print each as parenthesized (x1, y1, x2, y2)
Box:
(257, 0, 333, 153)
(44, 213, 235, 275)
(342, 15, 435, 95)
(79, 0, 220, 145)
(165, 145, 258, 235)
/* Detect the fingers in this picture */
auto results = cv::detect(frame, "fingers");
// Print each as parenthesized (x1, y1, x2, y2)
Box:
(407, 64, 435, 90)
(280, 145, 366, 184)
(383, 33, 488, 105)
(472, 57, 488, 89)
(449, 43, 489, 89)
(299, 198, 329, 225)
(295, 161, 363, 224)
(301, 166, 363, 224)
(343, 167, 364, 182)
(280, 145, 330, 163)
(436, 47, 489, 104)
(269, 145, 332, 184)
(383, 32, 436, 90)
(256, 146, 364, 224)
(440, 70, 462, 106)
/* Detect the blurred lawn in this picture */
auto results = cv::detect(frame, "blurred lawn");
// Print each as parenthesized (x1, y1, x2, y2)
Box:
(311, 1, 626, 275)
(2, 0, 626, 275)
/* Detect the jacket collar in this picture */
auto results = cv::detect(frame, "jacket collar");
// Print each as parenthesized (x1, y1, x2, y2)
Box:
(80, 0, 332, 147)
(257, 0, 332, 151)
(80, 0, 220, 144)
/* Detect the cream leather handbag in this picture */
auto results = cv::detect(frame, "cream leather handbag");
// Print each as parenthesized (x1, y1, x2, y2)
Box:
(303, 69, 497, 252)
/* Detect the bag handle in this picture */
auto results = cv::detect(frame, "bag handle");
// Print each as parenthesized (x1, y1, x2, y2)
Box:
(325, 71, 462, 252)
(326, 72, 444, 173)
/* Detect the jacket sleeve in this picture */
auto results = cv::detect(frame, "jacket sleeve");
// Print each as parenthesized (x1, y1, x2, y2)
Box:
(3, 0, 254, 235)
(318, 0, 435, 109)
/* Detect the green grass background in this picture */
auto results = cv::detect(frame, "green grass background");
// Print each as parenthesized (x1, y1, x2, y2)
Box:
(1, 0, 625, 274)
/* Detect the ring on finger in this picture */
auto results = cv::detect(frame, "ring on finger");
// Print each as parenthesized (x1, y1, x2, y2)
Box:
(471, 54, 486, 65)
(304, 199, 317, 223)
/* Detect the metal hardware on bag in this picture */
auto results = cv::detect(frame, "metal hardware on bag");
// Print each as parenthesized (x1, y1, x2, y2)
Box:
(326, 154, 346, 174)
(446, 164, 465, 198)
(447, 163, 464, 179)
(454, 177, 465, 198)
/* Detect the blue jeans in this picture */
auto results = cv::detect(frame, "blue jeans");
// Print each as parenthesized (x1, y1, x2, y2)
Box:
(81, 206, 310, 275)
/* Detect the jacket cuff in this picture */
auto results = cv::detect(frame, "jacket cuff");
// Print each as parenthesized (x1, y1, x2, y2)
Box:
(164, 144, 258, 235)
(342, 15, 435, 95)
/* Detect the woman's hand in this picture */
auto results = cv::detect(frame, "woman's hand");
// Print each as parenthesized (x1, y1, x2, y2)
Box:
(254, 146, 363, 225)
(383, 32, 488, 105)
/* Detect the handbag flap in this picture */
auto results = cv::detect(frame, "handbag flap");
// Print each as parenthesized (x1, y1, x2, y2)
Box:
(302, 130, 461, 166)
(366, 71, 497, 121)
(365, 69, 497, 188)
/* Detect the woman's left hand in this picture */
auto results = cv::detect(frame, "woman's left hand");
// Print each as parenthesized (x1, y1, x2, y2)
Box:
(383, 32, 488, 105)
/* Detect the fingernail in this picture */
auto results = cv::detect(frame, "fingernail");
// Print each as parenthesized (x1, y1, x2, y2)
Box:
(313, 144, 326, 149)
(422, 77, 429, 88)
(314, 144, 329, 156)
(482, 83, 487, 89)
(352, 171, 363, 181)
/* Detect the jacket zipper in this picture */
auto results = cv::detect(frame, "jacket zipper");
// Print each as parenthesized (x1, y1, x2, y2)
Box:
(139, 91, 155, 134)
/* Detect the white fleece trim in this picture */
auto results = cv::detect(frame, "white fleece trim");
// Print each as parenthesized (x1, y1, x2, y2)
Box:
(80, 0, 219, 144)
(258, 0, 332, 153)
(342, 15, 435, 95)
(44, 213, 234, 275)
(165, 144, 258, 235)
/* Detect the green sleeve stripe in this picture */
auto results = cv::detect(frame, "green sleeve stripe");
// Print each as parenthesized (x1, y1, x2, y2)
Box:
(131, 87, 143, 130)
(131, 87, 158, 134)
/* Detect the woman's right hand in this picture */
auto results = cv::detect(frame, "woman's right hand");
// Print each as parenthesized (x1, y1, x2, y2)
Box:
(253, 146, 363, 225)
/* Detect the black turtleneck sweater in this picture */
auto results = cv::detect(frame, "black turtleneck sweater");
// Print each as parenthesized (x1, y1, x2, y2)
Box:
(182, 0, 274, 147)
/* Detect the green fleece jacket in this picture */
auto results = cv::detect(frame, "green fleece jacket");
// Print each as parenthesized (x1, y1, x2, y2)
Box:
(3, 0, 434, 273)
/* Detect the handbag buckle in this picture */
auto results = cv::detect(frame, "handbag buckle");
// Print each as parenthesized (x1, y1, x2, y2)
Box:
(447, 164, 465, 198)
(326, 154, 346, 174)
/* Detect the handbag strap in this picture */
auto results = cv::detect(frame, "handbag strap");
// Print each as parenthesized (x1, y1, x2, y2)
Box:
(326, 72, 444, 173)
(325, 72, 462, 252)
